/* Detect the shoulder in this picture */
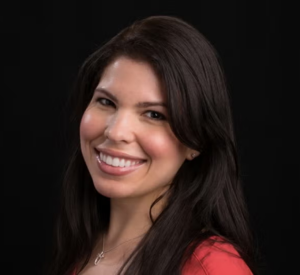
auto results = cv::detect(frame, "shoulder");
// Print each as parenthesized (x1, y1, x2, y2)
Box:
(182, 237, 253, 275)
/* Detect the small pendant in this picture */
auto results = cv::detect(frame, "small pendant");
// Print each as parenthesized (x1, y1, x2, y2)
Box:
(94, 251, 104, 265)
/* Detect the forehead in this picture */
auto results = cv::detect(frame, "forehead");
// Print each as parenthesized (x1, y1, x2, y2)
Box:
(96, 56, 165, 101)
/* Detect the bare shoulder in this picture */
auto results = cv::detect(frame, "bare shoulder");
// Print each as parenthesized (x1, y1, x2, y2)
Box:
(182, 237, 253, 275)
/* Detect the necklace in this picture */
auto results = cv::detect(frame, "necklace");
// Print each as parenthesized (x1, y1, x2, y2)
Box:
(94, 233, 145, 265)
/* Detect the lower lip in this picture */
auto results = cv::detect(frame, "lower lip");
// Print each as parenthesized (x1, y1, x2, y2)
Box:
(96, 155, 145, 176)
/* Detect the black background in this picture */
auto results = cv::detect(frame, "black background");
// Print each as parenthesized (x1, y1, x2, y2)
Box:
(2, 1, 298, 275)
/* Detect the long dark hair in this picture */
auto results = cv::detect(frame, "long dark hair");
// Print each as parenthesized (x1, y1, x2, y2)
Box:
(47, 15, 257, 275)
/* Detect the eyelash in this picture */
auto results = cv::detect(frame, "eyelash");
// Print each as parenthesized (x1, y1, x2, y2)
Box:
(145, 111, 166, 120)
(96, 98, 115, 107)
(96, 97, 166, 121)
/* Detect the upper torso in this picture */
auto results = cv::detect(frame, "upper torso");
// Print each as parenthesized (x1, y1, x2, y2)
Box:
(74, 237, 252, 275)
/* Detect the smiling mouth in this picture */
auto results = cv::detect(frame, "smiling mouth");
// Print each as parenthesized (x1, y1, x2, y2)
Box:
(95, 151, 146, 168)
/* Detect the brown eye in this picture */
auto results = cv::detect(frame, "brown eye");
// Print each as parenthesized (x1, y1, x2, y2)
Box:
(145, 111, 166, 121)
(97, 98, 115, 107)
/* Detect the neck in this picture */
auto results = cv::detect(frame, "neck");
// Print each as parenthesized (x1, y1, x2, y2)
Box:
(91, 190, 168, 265)
(104, 190, 167, 247)
(106, 199, 154, 243)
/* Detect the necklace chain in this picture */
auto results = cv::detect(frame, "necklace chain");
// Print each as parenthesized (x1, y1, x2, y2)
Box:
(94, 233, 145, 265)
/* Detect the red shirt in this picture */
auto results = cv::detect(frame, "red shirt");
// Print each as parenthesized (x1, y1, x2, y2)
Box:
(182, 238, 253, 275)
(73, 238, 252, 275)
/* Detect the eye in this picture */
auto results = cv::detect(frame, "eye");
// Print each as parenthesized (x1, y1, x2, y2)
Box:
(96, 98, 115, 107)
(145, 111, 166, 121)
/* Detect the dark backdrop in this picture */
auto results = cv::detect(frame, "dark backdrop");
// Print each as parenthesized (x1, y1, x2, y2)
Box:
(2, 1, 298, 275)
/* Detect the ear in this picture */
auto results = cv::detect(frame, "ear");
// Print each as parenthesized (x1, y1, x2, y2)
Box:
(186, 150, 200, 161)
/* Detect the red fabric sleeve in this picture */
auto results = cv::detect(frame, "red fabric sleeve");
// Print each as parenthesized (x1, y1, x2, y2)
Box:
(182, 238, 253, 275)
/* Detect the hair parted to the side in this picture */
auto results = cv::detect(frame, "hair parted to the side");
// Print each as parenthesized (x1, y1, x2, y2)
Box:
(46, 15, 257, 275)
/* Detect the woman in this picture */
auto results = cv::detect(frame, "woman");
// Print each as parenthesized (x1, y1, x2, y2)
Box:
(47, 15, 257, 275)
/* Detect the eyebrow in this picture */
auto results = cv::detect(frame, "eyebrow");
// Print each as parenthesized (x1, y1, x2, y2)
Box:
(95, 88, 118, 102)
(94, 88, 167, 108)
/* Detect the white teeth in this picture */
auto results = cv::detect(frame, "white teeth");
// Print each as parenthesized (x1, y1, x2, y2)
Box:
(119, 159, 125, 167)
(125, 160, 131, 167)
(106, 156, 112, 165)
(100, 152, 107, 162)
(112, 157, 119, 167)
(99, 152, 142, 167)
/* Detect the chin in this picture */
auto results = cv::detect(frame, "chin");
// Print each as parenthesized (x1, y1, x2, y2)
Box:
(92, 180, 135, 199)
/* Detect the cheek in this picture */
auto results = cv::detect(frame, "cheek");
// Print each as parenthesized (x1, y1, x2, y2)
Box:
(80, 109, 106, 141)
(140, 128, 186, 160)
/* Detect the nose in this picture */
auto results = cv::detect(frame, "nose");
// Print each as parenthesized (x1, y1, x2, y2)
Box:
(104, 112, 136, 143)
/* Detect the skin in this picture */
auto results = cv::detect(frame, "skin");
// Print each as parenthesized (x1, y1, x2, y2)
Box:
(79, 56, 198, 274)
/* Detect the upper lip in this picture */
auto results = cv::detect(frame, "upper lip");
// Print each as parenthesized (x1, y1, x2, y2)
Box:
(95, 147, 146, 161)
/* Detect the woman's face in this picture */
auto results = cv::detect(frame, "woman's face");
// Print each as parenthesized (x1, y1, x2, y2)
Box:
(80, 56, 192, 202)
